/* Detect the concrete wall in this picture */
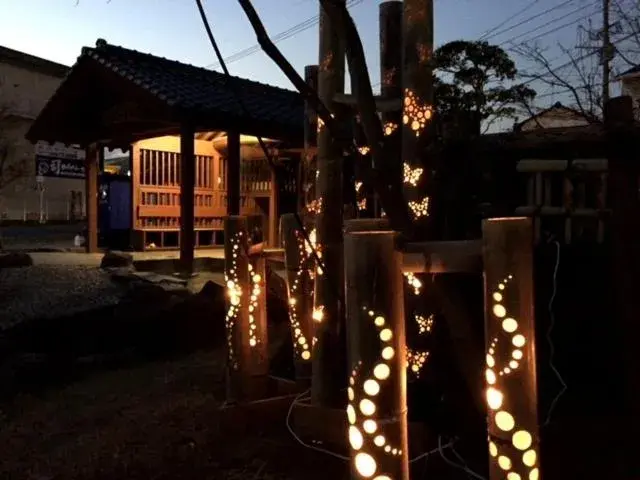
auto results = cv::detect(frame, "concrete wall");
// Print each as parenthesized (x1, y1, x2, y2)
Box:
(0, 57, 84, 221)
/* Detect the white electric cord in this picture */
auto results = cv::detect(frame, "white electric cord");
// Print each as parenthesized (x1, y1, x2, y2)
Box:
(284, 389, 456, 463)
(438, 435, 487, 480)
(542, 240, 567, 427)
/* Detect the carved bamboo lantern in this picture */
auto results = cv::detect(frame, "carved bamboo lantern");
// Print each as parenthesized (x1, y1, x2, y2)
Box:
(482, 217, 541, 480)
(224, 215, 269, 402)
(312, 0, 346, 407)
(344, 226, 409, 480)
(281, 213, 314, 384)
(401, 0, 434, 230)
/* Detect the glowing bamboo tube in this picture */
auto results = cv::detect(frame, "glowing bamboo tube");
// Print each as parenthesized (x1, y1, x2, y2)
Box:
(482, 217, 541, 480)
(281, 213, 314, 384)
(224, 215, 268, 402)
(312, 0, 346, 408)
(379, 1, 402, 218)
(401, 0, 434, 226)
(344, 228, 409, 480)
(302, 64, 319, 212)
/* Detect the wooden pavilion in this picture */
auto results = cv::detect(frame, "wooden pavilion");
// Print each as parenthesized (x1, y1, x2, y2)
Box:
(26, 39, 304, 271)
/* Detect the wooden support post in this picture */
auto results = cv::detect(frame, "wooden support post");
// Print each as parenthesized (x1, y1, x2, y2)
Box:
(606, 95, 639, 474)
(281, 213, 314, 384)
(312, 0, 346, 408)
(84, 143, 99, 253)
(179, 122, 196, 274)
(224, 215, 268, 402)
(482, 217, 540, 480)
(227, 130, 241, 215)
(379, 0, 403, 217)
(344, 228, 409, 480)
(269, 167, 279, 247)
(401, 0, 435, 234)
(302, 65, 319, 212)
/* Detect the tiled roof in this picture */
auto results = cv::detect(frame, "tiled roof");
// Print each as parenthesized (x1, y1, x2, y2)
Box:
(80, 38, 304, 131)
(619, 65, 640, 78)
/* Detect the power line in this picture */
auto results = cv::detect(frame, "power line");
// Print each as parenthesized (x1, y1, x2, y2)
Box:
(500, 1, 599, 47)
(479, 0, 542, 40)
(368, 1, 596, 89)
(206, 0, 364, 70)
(483, 0, 579, 42)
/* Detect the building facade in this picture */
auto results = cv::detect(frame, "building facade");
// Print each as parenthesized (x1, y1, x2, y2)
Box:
(514, 102, 592, 132)
(618, 66, 640, 119)
(0, 45, 85, 221)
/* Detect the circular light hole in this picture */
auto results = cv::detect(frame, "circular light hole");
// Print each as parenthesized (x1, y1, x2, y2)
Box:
(502, 318, 518, 332)
(495, 411, 515, 431)
(354, 452, 377, 478)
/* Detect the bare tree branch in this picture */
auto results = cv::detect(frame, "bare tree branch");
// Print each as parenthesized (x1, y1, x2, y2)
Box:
(319, 0, 414, 234)
(237, 0, 414, 235)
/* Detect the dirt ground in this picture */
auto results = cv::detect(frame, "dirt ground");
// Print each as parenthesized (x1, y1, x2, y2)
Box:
(0, 349, 348, 480)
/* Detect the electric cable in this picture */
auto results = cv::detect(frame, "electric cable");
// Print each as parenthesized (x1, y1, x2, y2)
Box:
(479, 0, 543, 40)
(194, 0, 326, 274)
(542, 240, 568, 427)
(206, 0, 364, 69)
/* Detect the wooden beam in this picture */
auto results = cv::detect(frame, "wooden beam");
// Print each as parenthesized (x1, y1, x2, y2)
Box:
(179, 122, 195, 274)
(514, 206, 611, 217)
(84, 143, 99, 253)
(401, 239, 482, 273)
(227, 130, 241, 215)
(333, 93, 402, 112)
(516, 158, 608, 172)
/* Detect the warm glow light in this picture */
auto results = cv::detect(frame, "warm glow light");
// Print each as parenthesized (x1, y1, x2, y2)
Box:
(286, 230, 313, 362)
(415, 314, 434, 334)
(485, 275, 539, 480)
(408, 196, 430, 218)
(403, 162, 423, 186)
(224, 232, 244, 371)
(402, 88, 433, 137)
(404, 272, 423, 295)
(347, 308, 404, 477)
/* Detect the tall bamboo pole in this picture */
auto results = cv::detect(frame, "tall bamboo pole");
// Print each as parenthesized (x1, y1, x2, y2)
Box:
(224, 215, 269, 402)
(302, 65, 319, 213)
(482, 217, 541, 480)
(281, 213, 314, 384)
(312, 0, 346, 407)
(344, 227, 409, 480)
(379, 0, 403, 219)
(401, 0, 435, 235)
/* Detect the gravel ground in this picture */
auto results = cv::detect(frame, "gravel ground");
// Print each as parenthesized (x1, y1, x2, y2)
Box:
(0, 265, 126, 330)
(0, 223, 82, 251)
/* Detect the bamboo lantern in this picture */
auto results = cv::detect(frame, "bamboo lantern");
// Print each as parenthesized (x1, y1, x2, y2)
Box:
(312, 0, 346, 407)
(482, 217, 541, 480)
(224, 215, 268, 402)
(401, 0, 434, 226)
(281, 213, 314, 384)
(344, 228, 409, 480)
(302, 65, 319, 212)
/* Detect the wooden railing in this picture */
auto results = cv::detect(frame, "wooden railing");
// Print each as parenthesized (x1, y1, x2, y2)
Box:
(515, 158, 609, 243)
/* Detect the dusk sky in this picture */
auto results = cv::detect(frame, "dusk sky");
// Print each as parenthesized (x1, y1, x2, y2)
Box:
(1, 0, 605, 121)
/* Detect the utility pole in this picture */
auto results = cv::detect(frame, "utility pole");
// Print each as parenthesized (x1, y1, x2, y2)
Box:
(577, 0, 614, 114)
(602, 0, 612, 106)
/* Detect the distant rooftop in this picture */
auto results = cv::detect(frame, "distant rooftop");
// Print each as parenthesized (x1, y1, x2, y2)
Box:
(0, 44, 69, 78)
